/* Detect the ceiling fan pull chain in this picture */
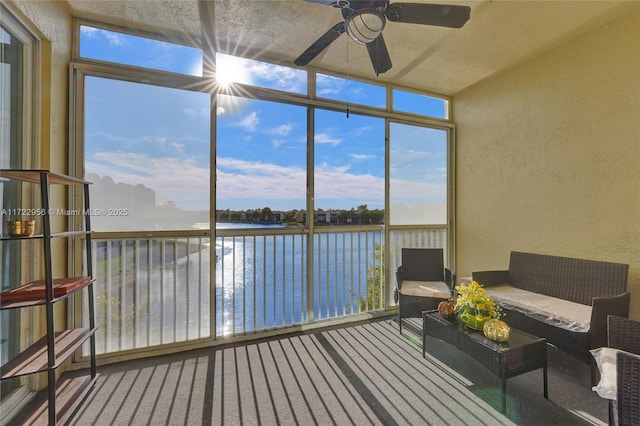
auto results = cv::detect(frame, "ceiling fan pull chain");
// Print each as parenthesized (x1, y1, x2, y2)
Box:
(346, 34, 350, 118)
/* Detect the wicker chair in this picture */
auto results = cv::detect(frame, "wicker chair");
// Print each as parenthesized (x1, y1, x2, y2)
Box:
(607, 315, 640, 425)
(395, 248, 454, 333)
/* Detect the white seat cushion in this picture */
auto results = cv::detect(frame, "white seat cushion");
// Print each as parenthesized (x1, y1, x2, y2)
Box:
(486, 285, 592, 332)
(400, 280, 451, 298)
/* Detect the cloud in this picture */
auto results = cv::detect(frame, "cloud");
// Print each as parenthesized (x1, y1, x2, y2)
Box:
(184, 107, 209, 118)
(352, 125, 372, 136)
(315, 132, 342, 146)
(216, 157, 384, 209)
(389, 177, 446, 204)
(217, 53, 306, 94)
(317, 86, 341, 97)
(315, 74, 382, 105)
(171, 142, 185, 153)
(80, 26, 98, 37)
(349, 153, 375, 160)
(269, 123, 293, 136)
(272, 139, 286, 148)
(216, 157, 306, 201)
(85, 131, 207, 158)
(103, 29, 127, 46)
(399, 149, 432, 160)
(233, 111, 259, 132)
(316, 74, 345, 97)
(216, 94, 251, 116)
(87, 152, 210, 210)
(85, 150, 435, 212)
(267, 124, 294, 148)
(251, 62, 306, 93)
(143, 136, 167, 148)
(85, 131, 141, 149)
(314, 164, 383, 204)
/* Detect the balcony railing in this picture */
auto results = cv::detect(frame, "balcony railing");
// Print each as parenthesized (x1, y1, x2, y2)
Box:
(87, 225, 446, 356)
(90, 232, 211, 354)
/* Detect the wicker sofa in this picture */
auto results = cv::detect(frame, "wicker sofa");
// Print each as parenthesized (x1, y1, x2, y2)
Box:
(472, 251, 630, 385)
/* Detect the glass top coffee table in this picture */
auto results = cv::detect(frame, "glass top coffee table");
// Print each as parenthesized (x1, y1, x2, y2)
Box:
(422, 310, 548, 413)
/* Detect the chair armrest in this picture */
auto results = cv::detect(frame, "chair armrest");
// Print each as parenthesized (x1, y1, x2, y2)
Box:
(590, 293, 631, 350)
(471, 270, 509, 287)
(616, 351, 640, 424)
(445, 268, 456, 290)
(396, 266, 403, 289)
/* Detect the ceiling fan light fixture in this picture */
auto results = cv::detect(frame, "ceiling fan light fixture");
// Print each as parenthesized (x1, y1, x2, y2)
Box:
(345, 9, 385, 45)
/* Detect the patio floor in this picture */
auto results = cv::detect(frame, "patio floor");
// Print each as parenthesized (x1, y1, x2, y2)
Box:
(68, 316, 608, 425)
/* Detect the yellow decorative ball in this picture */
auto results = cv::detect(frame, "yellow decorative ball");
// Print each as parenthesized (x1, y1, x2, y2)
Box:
(483, 319, 511, 342)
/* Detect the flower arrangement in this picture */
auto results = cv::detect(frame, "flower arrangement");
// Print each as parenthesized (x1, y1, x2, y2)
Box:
(454, 280, 503, 330)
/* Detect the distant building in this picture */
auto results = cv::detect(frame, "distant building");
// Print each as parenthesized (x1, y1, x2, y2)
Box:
(295, 211, 306, 223)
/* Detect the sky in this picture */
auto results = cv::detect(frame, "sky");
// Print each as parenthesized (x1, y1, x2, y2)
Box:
(80, 25, 447, 224)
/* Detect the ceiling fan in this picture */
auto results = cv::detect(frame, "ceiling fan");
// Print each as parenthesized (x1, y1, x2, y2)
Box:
(294, 0, 471, 75)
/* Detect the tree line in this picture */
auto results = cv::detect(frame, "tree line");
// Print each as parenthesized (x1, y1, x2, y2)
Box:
(216, 204, 385, 224)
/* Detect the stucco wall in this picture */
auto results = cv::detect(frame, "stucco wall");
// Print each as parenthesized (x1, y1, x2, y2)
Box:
(453, 12, 640, 318)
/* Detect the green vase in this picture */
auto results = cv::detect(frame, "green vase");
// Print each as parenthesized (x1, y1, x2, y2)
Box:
(459, 310, 491, 331)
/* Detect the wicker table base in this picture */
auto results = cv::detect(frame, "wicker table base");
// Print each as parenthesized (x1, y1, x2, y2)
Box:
(422, 310, 548, 413)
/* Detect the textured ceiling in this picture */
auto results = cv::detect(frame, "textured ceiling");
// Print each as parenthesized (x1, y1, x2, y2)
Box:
(66, 0, 638, 96)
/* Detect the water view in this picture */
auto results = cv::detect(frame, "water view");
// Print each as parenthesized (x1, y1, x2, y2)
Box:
(92, 224, 383, 354)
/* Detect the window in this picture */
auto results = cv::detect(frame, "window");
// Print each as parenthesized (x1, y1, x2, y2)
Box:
(74, 20, 455, 351)
(216, 96, 307, 223)
(393, 88, 448, 119)
(316, 74, 385, 108)
(314, 110, 384, 223)
(84, 76, 210, 231)
(389, 123, 448, 225)
(216, 53, 306, 95)
(79, 24, 202, 76)
(0, 3, 37, 407)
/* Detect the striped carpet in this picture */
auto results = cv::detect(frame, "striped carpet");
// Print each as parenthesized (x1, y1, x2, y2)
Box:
(70, 318, 513, 425)
(70, 317, 607, 425)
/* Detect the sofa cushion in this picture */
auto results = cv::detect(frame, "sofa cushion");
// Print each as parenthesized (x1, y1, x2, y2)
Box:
(486, 285, 591, 332)
(400, 280, 451, 298)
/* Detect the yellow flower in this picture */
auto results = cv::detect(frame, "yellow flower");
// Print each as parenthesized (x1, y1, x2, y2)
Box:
(454, 280, 503, 319)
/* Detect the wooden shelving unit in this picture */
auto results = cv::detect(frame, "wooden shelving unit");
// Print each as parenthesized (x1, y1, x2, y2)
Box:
(0, 169, 98, 425)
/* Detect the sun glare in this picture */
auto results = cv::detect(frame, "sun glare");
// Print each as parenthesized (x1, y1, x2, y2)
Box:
(216, 54, 251, 89)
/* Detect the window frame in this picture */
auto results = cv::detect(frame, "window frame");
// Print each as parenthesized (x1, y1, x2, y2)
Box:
(70, 17, 458, 358)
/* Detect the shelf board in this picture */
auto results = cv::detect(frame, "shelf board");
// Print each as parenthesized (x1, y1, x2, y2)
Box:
(0, 234, 43, 241)
(0, 328, 97, 379)
(1, 231, 92, 241)
(7, 373, 99, 426)
(0, 169, 91, 185)
(0, 276, 94, 308)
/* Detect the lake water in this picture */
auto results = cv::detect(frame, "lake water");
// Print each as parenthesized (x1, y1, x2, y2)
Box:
(93, 223, 382, 353)
(215, 223, 381, 335)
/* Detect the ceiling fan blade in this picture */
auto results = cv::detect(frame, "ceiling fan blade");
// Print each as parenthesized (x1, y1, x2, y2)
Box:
(385, 3, 471, 28)
(366, 34, 392, 76)
(294, 22, 346, 66)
